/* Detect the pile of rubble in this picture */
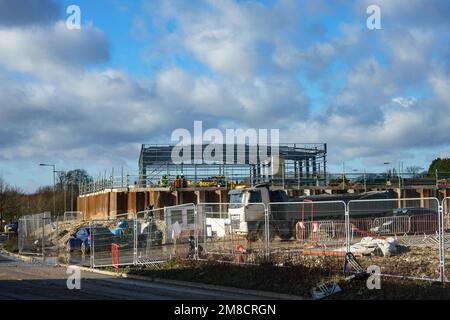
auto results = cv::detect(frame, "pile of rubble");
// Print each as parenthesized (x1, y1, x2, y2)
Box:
(343, 237, 399, 257)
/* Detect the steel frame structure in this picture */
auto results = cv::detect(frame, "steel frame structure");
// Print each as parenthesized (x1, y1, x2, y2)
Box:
(138, 143, 327, 188)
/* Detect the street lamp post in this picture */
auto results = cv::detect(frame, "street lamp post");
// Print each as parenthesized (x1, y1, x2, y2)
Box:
(39, 164, 56, 215)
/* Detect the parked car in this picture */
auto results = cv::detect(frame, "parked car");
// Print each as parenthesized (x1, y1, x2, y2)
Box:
(66, 226, 116, 255)
(111, 220, 133, 240)
(4, 221, 18, 233)
(370, 207, 438, 234)
(394, 207, 439, 234)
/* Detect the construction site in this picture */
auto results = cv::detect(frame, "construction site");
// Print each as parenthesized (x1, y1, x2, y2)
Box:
(6, 141, 450, 300)
(2, 0, 450, 303)
(77, 143, 447, 220)
(77, 143, 329, 219)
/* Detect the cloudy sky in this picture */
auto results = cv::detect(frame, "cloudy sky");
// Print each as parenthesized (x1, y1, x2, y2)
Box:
(0, 0, 449, 192)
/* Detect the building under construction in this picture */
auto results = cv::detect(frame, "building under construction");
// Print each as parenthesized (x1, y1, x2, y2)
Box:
(77, 143, 327, 219)
(139, 143, 327, 187)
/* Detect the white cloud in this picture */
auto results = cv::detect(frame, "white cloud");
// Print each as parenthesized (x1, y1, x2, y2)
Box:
(1, 0, 450, 178)
(0, 21, 109, 75)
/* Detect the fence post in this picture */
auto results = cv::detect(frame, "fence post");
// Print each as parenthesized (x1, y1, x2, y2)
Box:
(164, 207, 171, 260)
(345, 202, 350, 253)
(264, 203, 270, 262)
(439, 200, 446, 282)
(89, 221, 94, 268)
(18, 219, 22, 254)
(194, 204, 199, 260)
(56, 217, 59, 265)
(41, 216, 45, 259)
(133, 213, 138, 265)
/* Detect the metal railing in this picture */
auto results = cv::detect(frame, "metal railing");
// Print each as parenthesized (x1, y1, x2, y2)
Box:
(18, 198, 450, 283)
(79, 170, 450, 195)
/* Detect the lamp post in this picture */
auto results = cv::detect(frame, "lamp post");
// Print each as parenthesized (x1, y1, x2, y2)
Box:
(39, 164, 56, 215)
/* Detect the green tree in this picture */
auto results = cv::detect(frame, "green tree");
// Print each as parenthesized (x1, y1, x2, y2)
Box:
(428, 158, 450, 175)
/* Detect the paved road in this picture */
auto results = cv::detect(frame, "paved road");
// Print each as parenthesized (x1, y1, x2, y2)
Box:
(0, 253, 268, 300)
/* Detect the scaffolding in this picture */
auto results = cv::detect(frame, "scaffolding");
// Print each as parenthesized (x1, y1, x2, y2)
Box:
(138, 143, 327, 188)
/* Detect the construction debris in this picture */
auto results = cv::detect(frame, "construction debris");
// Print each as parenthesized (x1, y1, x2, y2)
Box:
(338, 237, 398, 257)
(311, 282, 342, 299)
(343, 252, 367, 279)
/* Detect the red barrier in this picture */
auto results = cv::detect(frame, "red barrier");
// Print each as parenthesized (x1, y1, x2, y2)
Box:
(296, 221, 306, 241)
(111, 243, 119, 268)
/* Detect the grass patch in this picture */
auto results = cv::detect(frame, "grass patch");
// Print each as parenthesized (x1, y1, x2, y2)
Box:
(3, 237, 19, 253)
(111, 259, 341, 297)
(103, 259, 450, 299)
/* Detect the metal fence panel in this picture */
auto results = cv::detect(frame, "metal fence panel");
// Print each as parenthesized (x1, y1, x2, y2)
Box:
(197, 203, 267, 264)
(63, 211, 83, 221)
(18, 212, 58, 256)
(267, 201, 347, 271)
(15, 198, 445, 283)
(162, 203, 198, 260)
(442, 197, 450, 282)
(348, 197, 440, 281)
(90, 217, 135, 267)
(136, 208, 167, 265)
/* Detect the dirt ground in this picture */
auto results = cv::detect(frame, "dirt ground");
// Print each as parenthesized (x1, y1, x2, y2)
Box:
(120, 256, 450, 300)
(268, 246, 442, 279)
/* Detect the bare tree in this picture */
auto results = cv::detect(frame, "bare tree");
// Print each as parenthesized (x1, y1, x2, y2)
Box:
(0, 176, 24, 230)
(405, 166, 424, 177)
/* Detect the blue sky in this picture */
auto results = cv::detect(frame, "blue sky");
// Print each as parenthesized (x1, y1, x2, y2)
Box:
(0, 0, 449, 192)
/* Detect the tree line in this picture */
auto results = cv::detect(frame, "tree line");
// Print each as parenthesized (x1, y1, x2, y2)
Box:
(0, 169, 92, 229)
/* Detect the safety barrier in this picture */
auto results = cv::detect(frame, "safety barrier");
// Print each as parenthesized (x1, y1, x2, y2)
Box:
(348, 197, 441, 281)
(47, 197, 450, 283)
(18, 212, 59, 257)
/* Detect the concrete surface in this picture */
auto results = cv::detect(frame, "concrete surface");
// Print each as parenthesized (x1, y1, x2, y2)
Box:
(0, 252, 293, 300)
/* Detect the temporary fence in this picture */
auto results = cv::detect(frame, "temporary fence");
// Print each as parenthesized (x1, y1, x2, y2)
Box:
(136, 203, 198, 265)
(63, 211, 83, 221)
(442, 197, 450, 282)
(90, 204, 198, 268)
(198, 203, 267, 264)
(348, 198, 441, 281)
(89, 217, 135, 267)
(266, 201, 347, 272)
(135, 208, 166, 266)
(17, 198, 450, 283)
(83, 198, 450, 282)
(18, 212, 58, 256)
